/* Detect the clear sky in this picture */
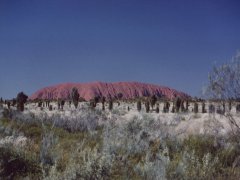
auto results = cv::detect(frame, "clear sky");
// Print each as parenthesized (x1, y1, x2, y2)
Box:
(0, 0, 240, 99)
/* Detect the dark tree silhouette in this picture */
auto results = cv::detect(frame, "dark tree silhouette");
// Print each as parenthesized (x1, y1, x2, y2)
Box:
(137, 100, 141, 112)
(16, 92, 28, 111)
(71, 87, 80, 109)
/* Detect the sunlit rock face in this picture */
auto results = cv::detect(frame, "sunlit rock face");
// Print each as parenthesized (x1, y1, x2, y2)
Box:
(30, 81, 190, 100)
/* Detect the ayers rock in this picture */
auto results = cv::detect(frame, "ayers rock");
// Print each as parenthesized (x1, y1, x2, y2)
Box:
(30, 81, 190, 101)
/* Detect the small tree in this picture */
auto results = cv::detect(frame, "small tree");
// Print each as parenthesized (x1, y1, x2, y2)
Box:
(206, 52, 240, 100)
(7, 101, 10, 109)
(137, 100, 141, 112)
(171, 103, 175, 113)
(186, 101, 189, 111)
(228, 100, 232, 111)
(117, 93, 123, 100)
(57, 100, 61, 110)
(101, 97, 106, 110)
(209, 104, 215, 114)
(175, 97, 182, 113)
(145, 101, 150, 113)
(223, 102, 226, 114)
(109, 100, 113, 111)
(71, 87, 80, 109)
(205, 52, 240, 134)
(94, 96, 100, 104)
(49, 105, 53, 111)
(16, 92, 28, 112)
(163, 101, 170, 113)
(38, 101, 42, 107)
(236, 104, 240, 113)
(193, 102, 198, 113)
(180, 100, 185, 112)
(202, 102, 206, 113)
(60, 100, 65, 110)
(90, 100, 96, 109)
(150, 95, 157, 109)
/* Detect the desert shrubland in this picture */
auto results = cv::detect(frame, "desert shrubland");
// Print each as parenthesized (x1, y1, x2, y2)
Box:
(1, 100, 240, 179)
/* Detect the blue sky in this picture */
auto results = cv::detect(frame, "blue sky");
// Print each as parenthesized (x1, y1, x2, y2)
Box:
(0, 0, 240, 99)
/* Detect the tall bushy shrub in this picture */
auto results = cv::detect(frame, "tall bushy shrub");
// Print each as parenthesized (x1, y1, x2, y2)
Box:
(94, 96, 100, 105)
(109, 100, 113, 111)
(60, 100, 65, 110)
(202, 102, 206, 113)
(117, 93, 123, 100)
(150, 95, 157, 109)
(209, 104, 215, 114)
(90, 100, 96, 109)
(236, 104, 240, 113)
(171, 103, 175, 113)
(186, 101, 189, 111)
(16, 92, 28, 112)
(101, 97, 106, 110)
(194, 102, 198, 113)
(145, 101, 150, 113)
(71, 87, 80, 109)
(57, 100, 61, 110)
(163, 101, 170, 113)
(175, 97, 182, 113)
(38, 101, 42, 108)
(180, 100, 185, 112)
(228, 100, 232, 111)
(137, 100, 141, 112)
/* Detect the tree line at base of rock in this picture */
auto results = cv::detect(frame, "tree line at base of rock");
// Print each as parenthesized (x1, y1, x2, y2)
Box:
(1, 90, 240, 114)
